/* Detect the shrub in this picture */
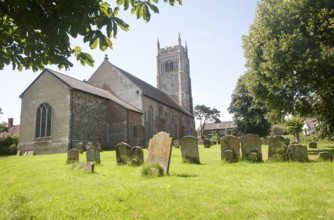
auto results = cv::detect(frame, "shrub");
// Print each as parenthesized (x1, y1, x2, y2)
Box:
(0, 136, 18, 155)
(141, 163, 164, 177)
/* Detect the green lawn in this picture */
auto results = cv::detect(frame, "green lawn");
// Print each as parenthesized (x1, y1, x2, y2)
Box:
(0, 145, 333, 219)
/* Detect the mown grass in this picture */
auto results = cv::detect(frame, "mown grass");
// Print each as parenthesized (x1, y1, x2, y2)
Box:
(0, 144, 333, 219)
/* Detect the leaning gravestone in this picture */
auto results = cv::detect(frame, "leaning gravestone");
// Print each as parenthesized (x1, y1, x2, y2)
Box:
(146, 132, 172, 175)
(67, 148, 80, 163)
(318, 151, 333, 162)
(268, 136, 290, 160)
(287, 144, 308, 162)
(221, 135, 240, 162)
(240, 134, 262, 162)
(86, 144, 101, 164)
(16, 150, 21, 156)
(81, 162, 95, 173)
(180, 136, 200, 164)
(115, 142, 131, 165)
(309, 142, 317, 149)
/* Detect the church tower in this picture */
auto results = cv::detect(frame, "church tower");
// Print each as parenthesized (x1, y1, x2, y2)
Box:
(157, 34, 193, 114)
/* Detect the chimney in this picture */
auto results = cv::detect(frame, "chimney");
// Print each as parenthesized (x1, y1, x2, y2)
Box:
(8, 118, 13, 128)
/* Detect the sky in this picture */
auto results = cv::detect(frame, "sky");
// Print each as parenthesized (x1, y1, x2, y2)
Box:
(0, 0, 260, 127)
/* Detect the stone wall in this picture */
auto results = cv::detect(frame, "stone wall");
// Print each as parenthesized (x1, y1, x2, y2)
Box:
(71, 90, 109, 148)
(19, 71, 71, 154)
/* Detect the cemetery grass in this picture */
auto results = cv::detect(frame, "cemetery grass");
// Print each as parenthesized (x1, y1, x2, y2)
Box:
(0, 146, 334, 220)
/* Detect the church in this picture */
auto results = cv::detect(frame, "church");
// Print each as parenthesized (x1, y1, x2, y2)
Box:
(18, 37, 196, 154)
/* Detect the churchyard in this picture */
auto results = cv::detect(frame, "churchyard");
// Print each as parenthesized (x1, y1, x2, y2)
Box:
(0, 137, 333, 219)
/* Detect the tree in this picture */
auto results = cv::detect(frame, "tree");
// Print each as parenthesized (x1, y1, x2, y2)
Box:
(193, 105, 220, 139)
(0, 0, 182, 71)
(285, 116, 304, 142)
(228, 75, 271, 137)
(243, 0, 334, 139)
(0, 107, 7, 133)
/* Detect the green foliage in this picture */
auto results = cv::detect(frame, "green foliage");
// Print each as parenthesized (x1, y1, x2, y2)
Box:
(141, 163, 164, 177)
(0, 0, 181, 71)
(194, 104, 221, 139)
(285, 116, 304, 142)
(243, 0, 334, 139)
(228, 75, 271, 137)
(271, 124, 287, 136)
(0, 136, 18, 155)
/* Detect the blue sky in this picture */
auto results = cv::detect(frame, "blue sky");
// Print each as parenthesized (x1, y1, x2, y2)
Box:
(0, 0, 259, 126)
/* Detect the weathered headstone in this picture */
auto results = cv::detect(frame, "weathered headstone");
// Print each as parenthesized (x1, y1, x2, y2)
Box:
(268, 136, 290, 160)
(146, 132, 172, 175)
(16, 150, 21, 156)
(130, 146, 144, 166)
(287, 144, 308, 162)
(203, 138, 211, 148)
(240, 134, 262, 162)
(75, 142, 83, 153)
(221, 135, 240, 162)
(318, 151, 333, 162)
(180, 136, 200, 164)
(174, 139, 180, 148)
(115, 142, 144, 166)
(81, 162, 95, 173)
(86, 145, 101, 164)
(67, 148, 80, 163)
(224, 150, 234, 163)
(23, 151, 28, 156)
(115, 142, 131, 165)
(309, 142, 317, 149)
(27, 151, 34, 156)
(95, 143, 102, 152)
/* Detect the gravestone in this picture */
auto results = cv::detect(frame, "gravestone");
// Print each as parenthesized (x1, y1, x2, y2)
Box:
(95, 143, 102, 152)
(174, 139, 180, 148)
(67, 148, 80, 163)
(81, 162, 95, 173)
(221, 135, 240, 162)
(240, 134, 262, 162)
(180, 136, 200, 164)
(16, 150, 21, 156)
(116, 142, 131, 165)
(27, 151, 35, 156)
(318, 152, 333, 162)
(130, 146, 144, 166)
(309, 142, 317, 149)
(268, 136, 290, 160)
(86, 145, 101, 164)
(75, 142, 83, 153)
(287, 144, 308, 162)
(115, 143, 144, 166)
(203, 138, 211, 148)
(146, 132, 172, 175)
(224, 150, 234, 163)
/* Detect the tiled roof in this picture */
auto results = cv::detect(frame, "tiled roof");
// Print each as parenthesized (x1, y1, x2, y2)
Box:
(0, 125, 20, 138)
(21, 69, 141, 113)
(204, 121, 237, 131)
(112, 64, 193, 117)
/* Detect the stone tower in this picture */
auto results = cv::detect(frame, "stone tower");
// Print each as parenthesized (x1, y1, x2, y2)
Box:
(157, 34, 193, 114)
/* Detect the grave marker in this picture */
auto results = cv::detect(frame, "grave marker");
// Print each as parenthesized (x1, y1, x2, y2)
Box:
(180, 136, 200, 164)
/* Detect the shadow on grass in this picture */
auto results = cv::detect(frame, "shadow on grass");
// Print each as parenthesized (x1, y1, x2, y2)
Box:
(172, 173, 198, 178)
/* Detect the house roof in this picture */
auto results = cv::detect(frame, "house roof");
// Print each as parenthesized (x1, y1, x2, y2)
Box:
(0, 125, 20, 138)
(204, 121, 237, 131)
(20, 69, 142, 114)
(111, 62, 193, 117)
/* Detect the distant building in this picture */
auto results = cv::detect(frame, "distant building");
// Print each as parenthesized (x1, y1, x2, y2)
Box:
(203, 121, 237, 137)
(303, 118, 317, 135)
(18, 37, 196, 154)
(0, 118, 20, 138)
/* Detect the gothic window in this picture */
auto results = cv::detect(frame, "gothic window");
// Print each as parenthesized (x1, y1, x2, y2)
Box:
(35, 103, 52, 138)
(147, 106, 154, 138)
(163, 60, 177, 73)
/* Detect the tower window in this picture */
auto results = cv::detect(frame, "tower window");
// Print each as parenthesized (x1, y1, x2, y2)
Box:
(35, 102, 52, 138)
(164, 60, 175, 73)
